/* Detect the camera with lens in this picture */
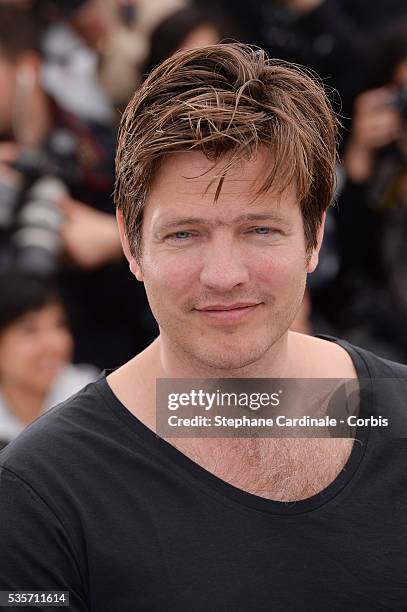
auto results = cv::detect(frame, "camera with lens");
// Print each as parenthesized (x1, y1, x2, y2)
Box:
(0, 128, 80, 275)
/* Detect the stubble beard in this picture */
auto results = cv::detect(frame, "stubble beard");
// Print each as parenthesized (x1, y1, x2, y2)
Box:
(161, 295, 301, 376)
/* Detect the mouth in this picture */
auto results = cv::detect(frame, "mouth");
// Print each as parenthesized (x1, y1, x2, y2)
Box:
(36, 359, 63, 374)
(194, 303, 261, 323)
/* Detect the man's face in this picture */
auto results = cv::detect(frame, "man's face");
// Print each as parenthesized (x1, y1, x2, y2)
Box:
(122, 150, 322, 371)
(71, 0, 112, 51)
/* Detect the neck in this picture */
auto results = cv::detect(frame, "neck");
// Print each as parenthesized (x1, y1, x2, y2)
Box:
(150, 331, 296, 379)
(1, 380, 46, 425)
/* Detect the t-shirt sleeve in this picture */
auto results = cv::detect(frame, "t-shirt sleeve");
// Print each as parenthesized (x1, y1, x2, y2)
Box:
(0, 466, 88, 611)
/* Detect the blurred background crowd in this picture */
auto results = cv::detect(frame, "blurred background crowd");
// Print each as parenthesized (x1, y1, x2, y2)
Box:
(0, 0, 406, 448)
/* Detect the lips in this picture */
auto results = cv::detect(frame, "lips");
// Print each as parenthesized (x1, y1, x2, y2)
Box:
(197, 303, 259, 311)
(195, 302, 261, 324)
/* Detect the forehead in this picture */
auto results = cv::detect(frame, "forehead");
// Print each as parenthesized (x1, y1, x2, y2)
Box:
(144, 149, 299, 225)
(10, 302, 65, 326)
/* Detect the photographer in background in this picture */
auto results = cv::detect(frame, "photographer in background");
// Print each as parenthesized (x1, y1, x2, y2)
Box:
(0, 3, 157, 369)
(0, 270, 99, 451)
(0, 3, 61, 274)
(333, 21, 407, 361)
(34, 0, 115, 125)
(205, 0, 406, 133)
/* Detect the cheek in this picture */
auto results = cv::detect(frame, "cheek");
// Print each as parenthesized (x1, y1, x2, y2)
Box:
(144, 251, 201, 298)
(56, 330, 73, 361)
(252, 247, 307, 287)
(0, 336, 37, 381)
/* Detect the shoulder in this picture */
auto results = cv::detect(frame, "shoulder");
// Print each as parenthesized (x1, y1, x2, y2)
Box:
(0, 378, 112, 487)
(317, 334, 407, 378)
(0, 375, 153, 538)
(289, 332, 407, 378)
(289, 332, 358, 377)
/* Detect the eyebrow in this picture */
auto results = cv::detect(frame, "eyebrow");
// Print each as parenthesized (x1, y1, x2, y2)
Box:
(155, 213, 289, 235)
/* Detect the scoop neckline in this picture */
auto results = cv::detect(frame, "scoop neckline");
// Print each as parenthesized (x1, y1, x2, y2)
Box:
(97, 335, 371, 516)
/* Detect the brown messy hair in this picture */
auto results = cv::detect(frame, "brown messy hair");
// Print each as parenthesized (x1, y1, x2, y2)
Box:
(115, 43, 338, 260)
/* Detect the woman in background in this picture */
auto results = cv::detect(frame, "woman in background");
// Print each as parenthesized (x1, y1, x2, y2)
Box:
(141, 4, 244, 79)
(0, 270, 98, 449)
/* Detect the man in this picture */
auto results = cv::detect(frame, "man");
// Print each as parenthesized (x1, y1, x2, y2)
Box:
(0, 43, 406, 611)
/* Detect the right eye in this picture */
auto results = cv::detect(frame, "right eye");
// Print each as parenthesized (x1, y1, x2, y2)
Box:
(165, 230, 196, 242)
(172, 231, 192, 240)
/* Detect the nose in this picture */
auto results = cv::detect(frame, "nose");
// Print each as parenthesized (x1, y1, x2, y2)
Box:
(199, 233, 250, 292)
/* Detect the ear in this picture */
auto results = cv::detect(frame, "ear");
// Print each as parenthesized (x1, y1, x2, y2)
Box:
(116, 209, 144, 281)
(306, 211, 326, 273)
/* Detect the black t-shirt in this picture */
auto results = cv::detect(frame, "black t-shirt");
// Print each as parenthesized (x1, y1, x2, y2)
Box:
(0, 337, 407, 611)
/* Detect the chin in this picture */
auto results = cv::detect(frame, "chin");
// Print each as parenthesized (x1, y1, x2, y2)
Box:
(31, 371, 58, 391)
(191, 339, 274, 373)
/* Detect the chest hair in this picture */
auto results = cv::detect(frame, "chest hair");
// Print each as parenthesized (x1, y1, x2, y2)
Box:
(170, 437, 356, 502)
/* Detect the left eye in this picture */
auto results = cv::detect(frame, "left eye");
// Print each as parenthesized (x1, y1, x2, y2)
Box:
(252, 227, 271, 235)
(169, 231, 193, 240)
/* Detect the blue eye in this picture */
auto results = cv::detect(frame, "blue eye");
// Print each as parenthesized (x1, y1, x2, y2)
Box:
(253, 227, 271, 234)
(170, 231, 192, 240)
